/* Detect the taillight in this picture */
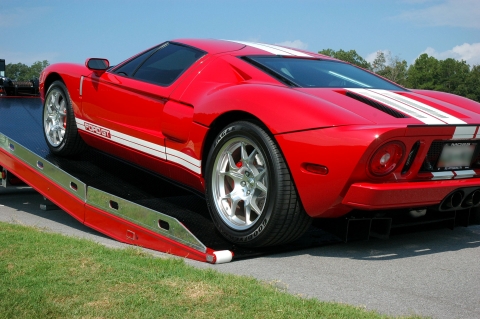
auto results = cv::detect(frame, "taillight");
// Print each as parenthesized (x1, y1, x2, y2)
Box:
(369, 141, 405, 176)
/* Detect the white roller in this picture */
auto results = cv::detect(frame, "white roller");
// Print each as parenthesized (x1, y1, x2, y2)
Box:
(213, 250, 233, 264)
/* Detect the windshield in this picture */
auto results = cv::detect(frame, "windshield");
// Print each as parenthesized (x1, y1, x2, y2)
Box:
(246, 56, 405, 90)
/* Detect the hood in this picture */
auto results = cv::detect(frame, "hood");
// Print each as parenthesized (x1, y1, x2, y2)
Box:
(295, 88, 480, 126)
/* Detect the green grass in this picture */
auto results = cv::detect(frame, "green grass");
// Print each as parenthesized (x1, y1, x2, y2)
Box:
(0, 222, 424, 319)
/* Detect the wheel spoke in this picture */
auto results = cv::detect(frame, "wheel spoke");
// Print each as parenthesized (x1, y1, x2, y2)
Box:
(244, 205, 252, 225)
(229, 197, 241, 217)
(59, 99, 66, 113)
(49, 93, 56, 106)
(227, 152, 238, 171)
(255, 168, 266, 180)
(240, 142, 249, 161)
(220, 170, 243, 182)
(247, 149, 257, 164)
(256, 181, 268, 194)
(250, 200, 262, 215)
(56, 130, 62, 143)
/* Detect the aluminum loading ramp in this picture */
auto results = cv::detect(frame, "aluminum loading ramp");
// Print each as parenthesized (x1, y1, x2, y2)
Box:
(0, 97, 339, 263)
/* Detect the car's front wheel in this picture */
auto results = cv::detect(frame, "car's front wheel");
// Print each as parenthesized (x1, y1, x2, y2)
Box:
(43, 81, 86, 156)
(205, 121, 311, 247)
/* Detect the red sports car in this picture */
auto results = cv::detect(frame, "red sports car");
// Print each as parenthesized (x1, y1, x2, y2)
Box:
(40, 39, 480, 247)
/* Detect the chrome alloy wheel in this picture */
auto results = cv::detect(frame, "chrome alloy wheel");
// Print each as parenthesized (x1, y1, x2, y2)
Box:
(44, 89, 67, 147)
(212, 137, 269, 230)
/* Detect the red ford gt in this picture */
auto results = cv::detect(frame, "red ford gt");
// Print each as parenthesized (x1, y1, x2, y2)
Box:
(40, 39, 480, 247)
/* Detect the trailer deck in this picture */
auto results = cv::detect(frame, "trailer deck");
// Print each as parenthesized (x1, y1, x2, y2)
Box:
(0, 97, 339, 263)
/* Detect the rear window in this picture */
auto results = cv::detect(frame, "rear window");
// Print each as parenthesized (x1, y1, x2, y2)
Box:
(245, 56, 405, 90)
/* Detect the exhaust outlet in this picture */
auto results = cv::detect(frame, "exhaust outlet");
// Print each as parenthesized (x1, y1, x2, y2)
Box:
(471, 190, 480, 206)
(441, 191, 463, 210)
(462, 189, 480, 208)
(461, 189, 480, 208)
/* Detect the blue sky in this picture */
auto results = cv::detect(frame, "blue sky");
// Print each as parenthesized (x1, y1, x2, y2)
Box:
(1, 0, 479, 67)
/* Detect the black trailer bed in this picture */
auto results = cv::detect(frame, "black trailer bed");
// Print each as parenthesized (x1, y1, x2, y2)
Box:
(0, 97, 339, 260)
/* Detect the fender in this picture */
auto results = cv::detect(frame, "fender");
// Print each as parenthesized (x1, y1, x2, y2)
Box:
(41, 63, 90, 119)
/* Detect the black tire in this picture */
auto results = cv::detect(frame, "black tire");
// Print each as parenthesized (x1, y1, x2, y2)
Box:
(43, 80, 87, 156)
(205, 121, 311, 247)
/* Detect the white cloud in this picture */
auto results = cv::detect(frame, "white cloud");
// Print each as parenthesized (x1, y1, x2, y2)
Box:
(396, 0, 480, 28)
(275, 40, 308, 50)
(420, 43, 480, 65)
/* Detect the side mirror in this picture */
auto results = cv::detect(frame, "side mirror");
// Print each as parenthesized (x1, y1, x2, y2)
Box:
(85, 58, 110, 76)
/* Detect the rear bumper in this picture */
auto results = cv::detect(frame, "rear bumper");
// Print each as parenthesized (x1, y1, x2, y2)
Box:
(342, 178, 480, 209)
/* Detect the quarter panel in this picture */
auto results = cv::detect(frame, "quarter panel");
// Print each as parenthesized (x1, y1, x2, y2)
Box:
(191, 84, 374, 134)
(276, 125, 406, 217)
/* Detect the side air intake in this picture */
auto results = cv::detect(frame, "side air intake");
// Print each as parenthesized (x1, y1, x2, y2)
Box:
(346, 91, 408, 118)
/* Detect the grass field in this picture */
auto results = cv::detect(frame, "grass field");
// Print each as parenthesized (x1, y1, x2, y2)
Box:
(0, 222, 425, 319)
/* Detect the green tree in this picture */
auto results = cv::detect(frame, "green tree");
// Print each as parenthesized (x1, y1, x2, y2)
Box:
(435, 58, 470, 95)
(371, 51, 408, 86)
(5, 63, 29, 81)
(465, 64, 480, 101)
(318, 48, 371, 69)
(27, 60, 50, 80)
(405, 53, 440, 89)
(371, 51, 387, 73)
(5, 60, 49, 81)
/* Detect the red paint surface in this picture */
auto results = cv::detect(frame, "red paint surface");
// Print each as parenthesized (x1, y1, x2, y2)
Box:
(39, 39, 480, 220)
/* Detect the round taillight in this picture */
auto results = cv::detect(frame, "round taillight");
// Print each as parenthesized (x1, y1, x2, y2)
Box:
(369, 141, 405, 176)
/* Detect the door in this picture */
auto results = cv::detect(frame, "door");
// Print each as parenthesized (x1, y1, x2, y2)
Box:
(79, 42, 206, 175)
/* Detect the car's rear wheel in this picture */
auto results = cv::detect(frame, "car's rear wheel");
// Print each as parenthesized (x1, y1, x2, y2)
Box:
(205, 121, 311, 247)
(43, 81, 86, 156)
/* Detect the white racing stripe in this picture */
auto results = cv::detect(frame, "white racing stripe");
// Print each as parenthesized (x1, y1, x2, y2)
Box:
(347, 88, 445, 125)
(454, 170, 476, 178)
(452, 126, 477, 139)
(166, 148, 201, 167)
(432, 170, 478, 180)
(76, 119, 201, 174)
(370, 89, 466, 125)
(431, 171, 454, 180)
(256, 43, 312, 57)
(166, 148, 202, 174)
(225, 40, 312, 57)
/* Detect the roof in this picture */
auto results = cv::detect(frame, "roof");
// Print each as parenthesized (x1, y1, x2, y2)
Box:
(173, 38, 332, 59)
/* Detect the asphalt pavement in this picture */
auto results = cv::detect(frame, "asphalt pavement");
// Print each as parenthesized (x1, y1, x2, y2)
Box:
(1, 188, 479, 319)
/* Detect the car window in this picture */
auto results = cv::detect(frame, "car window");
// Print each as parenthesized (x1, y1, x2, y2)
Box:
(245, 56, 406, 90)
(132, 43, 205, 86)
(113, 47, 157, 77)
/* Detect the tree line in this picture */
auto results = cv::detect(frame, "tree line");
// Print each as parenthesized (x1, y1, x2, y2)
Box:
(4, 52, 480, 102)
(4, 61, 49, 82)
(319, 49, 480, 102)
